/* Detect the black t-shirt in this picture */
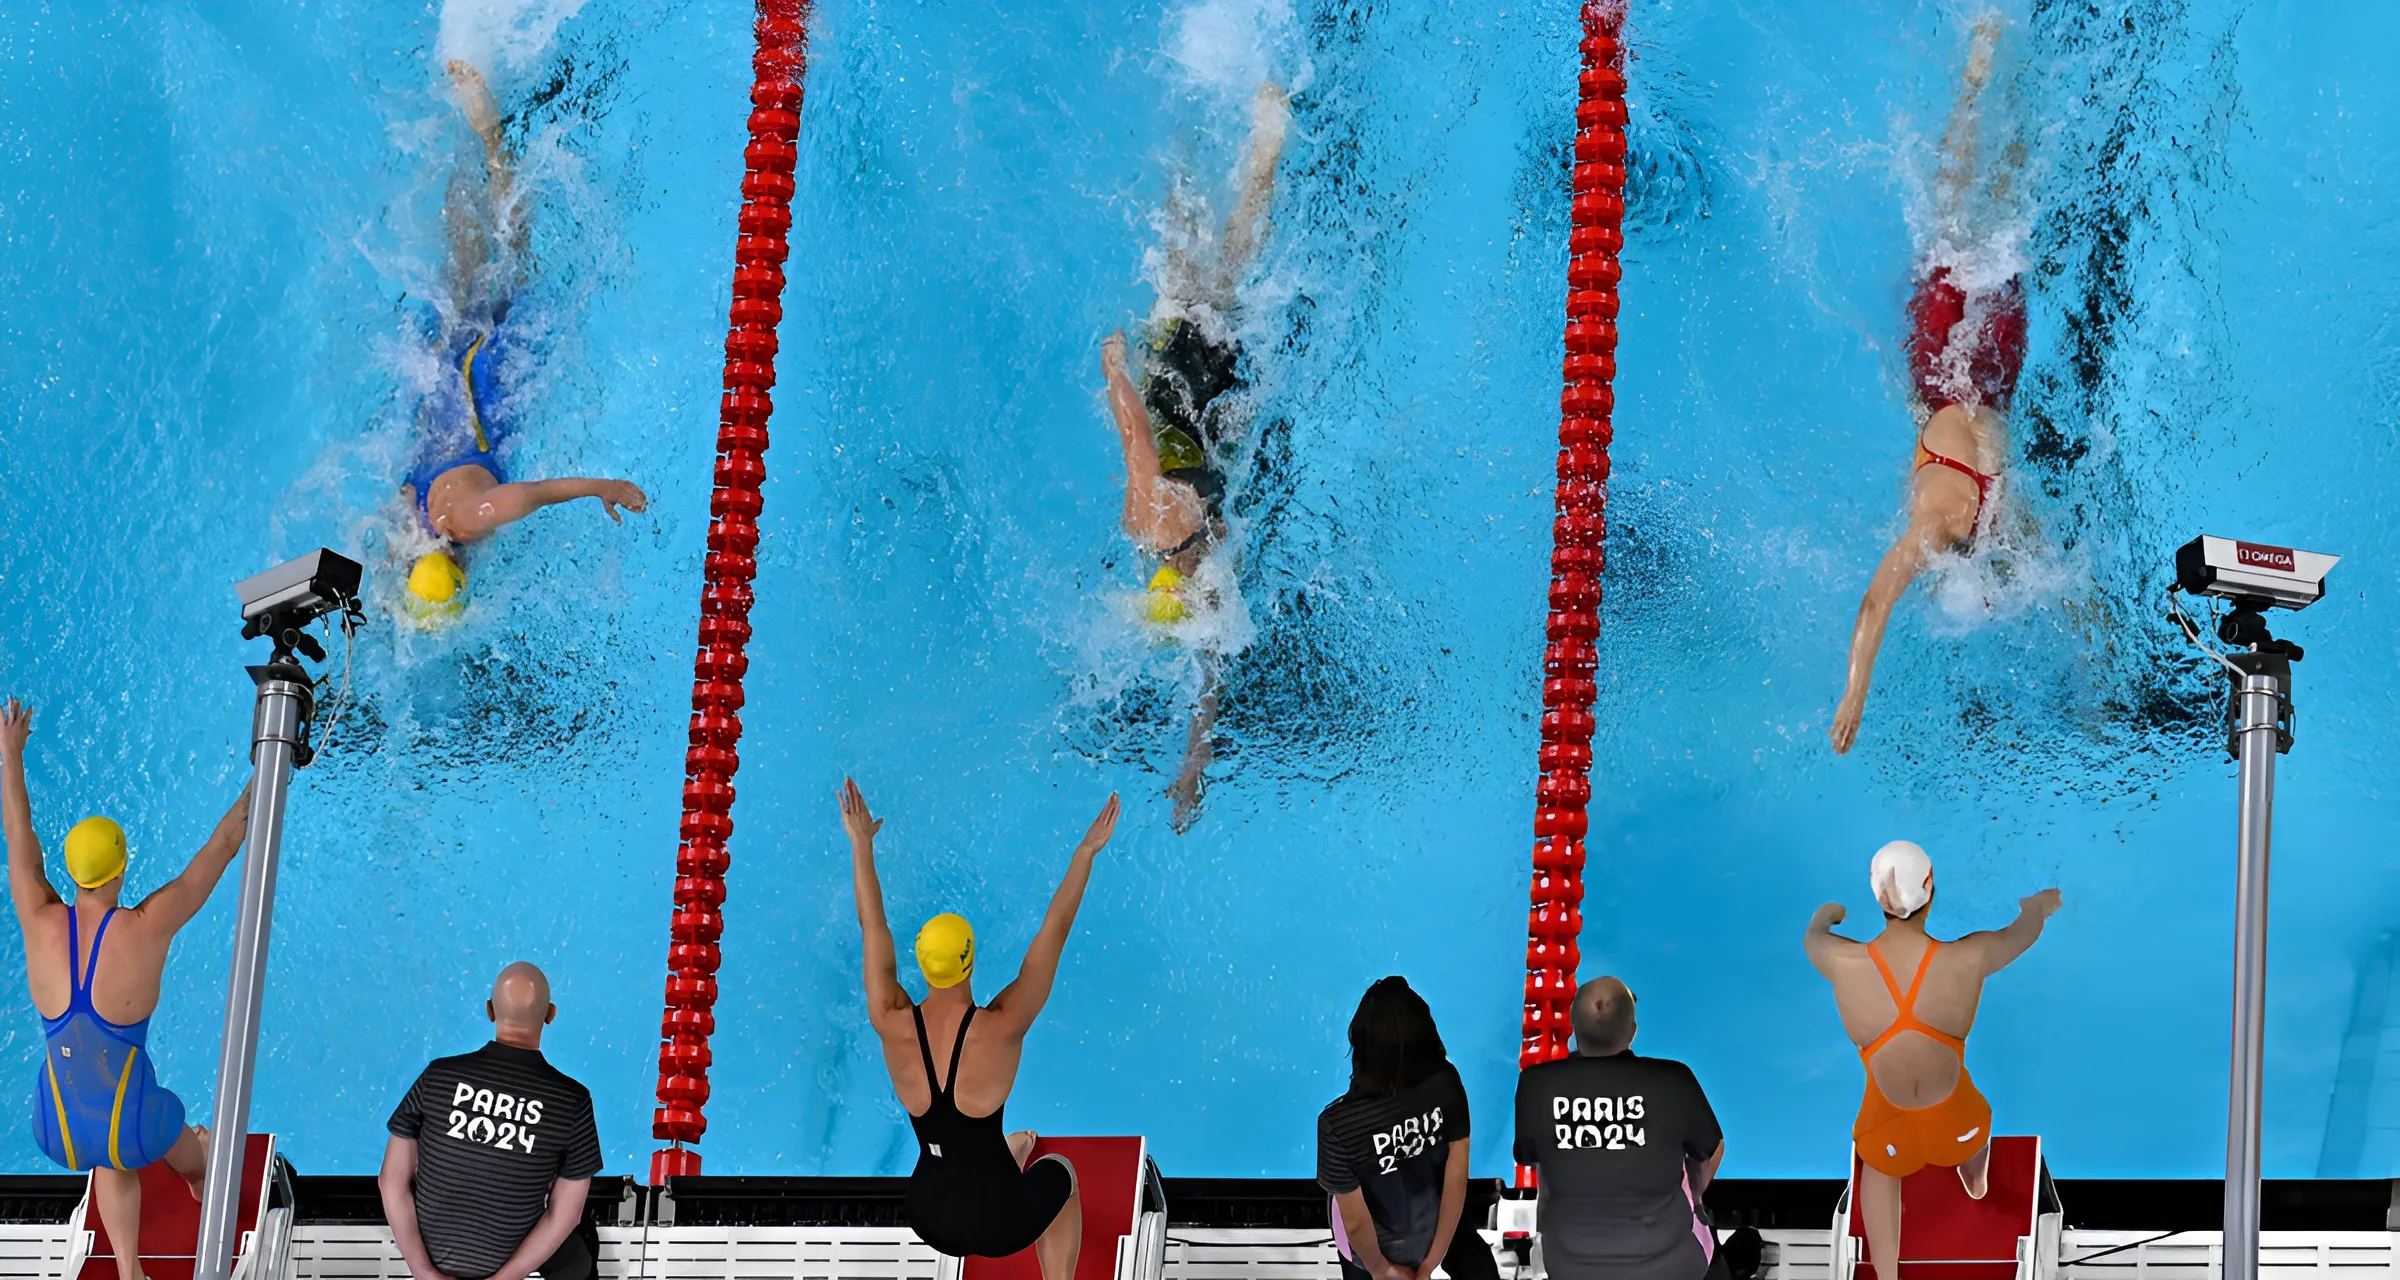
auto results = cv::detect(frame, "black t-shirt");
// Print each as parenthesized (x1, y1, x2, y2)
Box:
(1513, 1053, 1722, 1269)
(387, 1042, 604, 1280)
(1315, 1062, 1471, 1267)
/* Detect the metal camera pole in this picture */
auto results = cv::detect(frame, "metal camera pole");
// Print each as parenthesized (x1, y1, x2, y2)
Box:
(2223, 657, 2286, 1280)
(192, 653, 315, 1280)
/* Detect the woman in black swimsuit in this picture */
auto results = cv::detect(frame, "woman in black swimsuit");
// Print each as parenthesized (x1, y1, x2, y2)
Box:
(1101, 80, 1289, 832)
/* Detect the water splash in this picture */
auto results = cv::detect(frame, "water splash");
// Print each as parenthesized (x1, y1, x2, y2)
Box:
(435, 0, 589, 81)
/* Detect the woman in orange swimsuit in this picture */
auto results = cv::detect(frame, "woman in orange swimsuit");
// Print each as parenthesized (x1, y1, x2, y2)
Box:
(1830, 16, 2025, 755)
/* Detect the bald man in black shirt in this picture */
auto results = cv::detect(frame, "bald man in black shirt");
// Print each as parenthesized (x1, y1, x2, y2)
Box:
(1514, 977, 1727, 1280)
(381, 963, 603, 1280)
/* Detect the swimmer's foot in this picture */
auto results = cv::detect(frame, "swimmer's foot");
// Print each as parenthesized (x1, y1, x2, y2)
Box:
(183, 1127, 212, 1202)
(1958, 1150, 1991, 1200)
(1965, 14, 2001, 89)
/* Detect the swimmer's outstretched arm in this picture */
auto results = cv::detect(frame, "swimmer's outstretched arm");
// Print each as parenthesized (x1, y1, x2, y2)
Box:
(1961, 888, 2061, 974)
(1102, 334, 1206, 555)
(0, 701, 61, 925)
(985, 794, 1120, 1032)
(1166, 675, 1220, 834)
(1830, 518, 1935, 754)
(130, 785, 251, 932)
(1218, 82, 1291, 284)
(841, 779, 910, 1019)
(439, 478, 649, 541)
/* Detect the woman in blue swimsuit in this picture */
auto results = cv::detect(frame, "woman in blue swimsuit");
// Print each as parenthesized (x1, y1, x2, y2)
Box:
(397, 62, 648, 620)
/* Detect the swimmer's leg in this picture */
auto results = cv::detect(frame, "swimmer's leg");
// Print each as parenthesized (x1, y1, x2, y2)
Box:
(1857, 1162, 1903, 1280)
(1932, 14, 2003, 241)
(1033, 1166, 1082, 1280)
(164, 1126, 209, 1203)
(1218, 82, 1291, 285)
(91, 1166, 145, 1280)
(1958, 1139, 1993, 1200)
(1168, 676, 1221, 834)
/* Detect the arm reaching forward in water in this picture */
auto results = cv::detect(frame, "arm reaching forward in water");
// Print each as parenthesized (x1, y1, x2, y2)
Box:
(983, 795, 1121, 1033)
(436, 478, 650, 542)
(1218, 82, 1291, 284)
(1830, 508, 1943, 755)
(842, 779, 912, 1030)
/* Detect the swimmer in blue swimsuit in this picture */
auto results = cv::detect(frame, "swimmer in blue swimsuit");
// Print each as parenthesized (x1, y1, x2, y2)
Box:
(1, 700, 253, 1280)
(397, 61, 648, 618)
(1100, 81, 1289, 831)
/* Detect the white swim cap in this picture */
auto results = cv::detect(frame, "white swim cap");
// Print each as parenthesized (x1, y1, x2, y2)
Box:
(1871, 840, 1934, 918)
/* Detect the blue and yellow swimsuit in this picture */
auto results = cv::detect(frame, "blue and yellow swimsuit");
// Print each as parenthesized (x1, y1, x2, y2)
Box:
(405, 304, 519, 533)
(30, 907, 185, 1171)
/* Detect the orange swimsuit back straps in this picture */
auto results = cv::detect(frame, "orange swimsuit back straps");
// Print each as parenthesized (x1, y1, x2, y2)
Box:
(1860, 938, 1965, 1062)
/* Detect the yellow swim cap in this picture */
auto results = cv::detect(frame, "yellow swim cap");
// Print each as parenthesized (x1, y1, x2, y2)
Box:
(1144, 566, 1188, 624)
(63, 817, 126, 890)
(915, 913, 975, 989)
(407, 551, 465, 605)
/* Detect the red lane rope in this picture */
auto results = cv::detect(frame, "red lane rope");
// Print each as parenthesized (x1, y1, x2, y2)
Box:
(1516, 1, 1626, 1191)
(649, 0, 809, 1186)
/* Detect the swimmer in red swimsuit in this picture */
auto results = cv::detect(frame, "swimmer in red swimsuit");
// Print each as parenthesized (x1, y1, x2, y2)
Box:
(1832, 16, 2025, 755)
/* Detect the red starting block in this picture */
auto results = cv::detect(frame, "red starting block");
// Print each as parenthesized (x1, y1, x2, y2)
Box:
(1835, 1135, 2060, 1280)
(69, 1134, 281, 1280)
(960, 1136, 1164, 1280)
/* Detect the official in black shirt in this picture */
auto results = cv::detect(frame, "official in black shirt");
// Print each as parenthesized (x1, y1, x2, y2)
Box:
(382, 963, 605, 1280)
(1513, 977, 1726, 1280)
(1316, 977, 1498, 1280)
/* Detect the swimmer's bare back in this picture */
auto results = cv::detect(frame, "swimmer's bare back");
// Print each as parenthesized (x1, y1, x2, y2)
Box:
(844, 779, 1121, 1120)
(2, 700, 252, 1026)
(1804, 892, 2059, 1108)
(405, 467, 649, 544)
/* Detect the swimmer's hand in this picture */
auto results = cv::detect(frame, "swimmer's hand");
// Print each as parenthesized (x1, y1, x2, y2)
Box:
(1829, 690, 1865, 755)
(596, 480, 648, 524)
(839, 778, 883, 846)
(2020, 888, 2062, 920)
(0, 699, 30, 760)
(1074, 793, 1121, 859)
(1811, 902, 1847, 930)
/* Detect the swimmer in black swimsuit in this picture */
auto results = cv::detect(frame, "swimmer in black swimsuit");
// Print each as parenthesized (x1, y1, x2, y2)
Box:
(1101, 80, 1290, 831)
(394, 60, 647, 621)
(841, 779, 1122, 1278)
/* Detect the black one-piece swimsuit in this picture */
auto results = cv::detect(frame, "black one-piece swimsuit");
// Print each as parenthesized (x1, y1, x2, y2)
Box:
(902, 1005, 1076, 1258)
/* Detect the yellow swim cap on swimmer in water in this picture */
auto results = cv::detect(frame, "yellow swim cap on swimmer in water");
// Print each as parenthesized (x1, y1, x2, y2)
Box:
(916, 913, 975, 989)
(407, 551, 465, 605)
(63, 817, 126, 889)
(1143, 566, 1189, 624)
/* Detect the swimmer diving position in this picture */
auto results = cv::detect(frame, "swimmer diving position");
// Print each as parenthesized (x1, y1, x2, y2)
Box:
(396, 60, 647, 620)
(842, 779, 1121, 1279)
(1, 700, 250, 1280)
(1101, 80, 1290, 831)
(1805, 841, 2060, 1280)
(1831, 15, 2028, 753)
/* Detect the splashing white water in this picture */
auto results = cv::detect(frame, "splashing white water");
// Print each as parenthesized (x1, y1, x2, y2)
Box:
(435, 0, 587, 79)
(1162, 0, 1302, 107)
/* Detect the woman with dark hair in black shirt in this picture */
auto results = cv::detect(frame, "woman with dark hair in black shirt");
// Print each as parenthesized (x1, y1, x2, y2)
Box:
(1315, 977, 1498, 1280)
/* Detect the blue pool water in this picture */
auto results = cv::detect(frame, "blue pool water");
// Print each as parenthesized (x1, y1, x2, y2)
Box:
(2, 0, 2398, 1182)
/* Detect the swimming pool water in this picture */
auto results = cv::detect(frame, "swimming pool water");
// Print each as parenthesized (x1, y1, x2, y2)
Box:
(2, 0, 2398, 1181)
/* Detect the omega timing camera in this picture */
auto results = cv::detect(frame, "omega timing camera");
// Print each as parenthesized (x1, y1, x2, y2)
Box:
(2173, 535, 2337, 613)
(235, 549, 363, 662)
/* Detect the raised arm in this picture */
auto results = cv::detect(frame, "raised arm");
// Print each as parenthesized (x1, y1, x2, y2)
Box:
(985, 794, 1120, 1030)
(133, 785, 251, 933)
(440, 478, 649, 541)
(843, 779, 910, 1021)
(1803, 902, 1852, 978)
(1218, 82, 1290, 282)
(1964, 888, 2061, 974)
(0, 702, 60, 926)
